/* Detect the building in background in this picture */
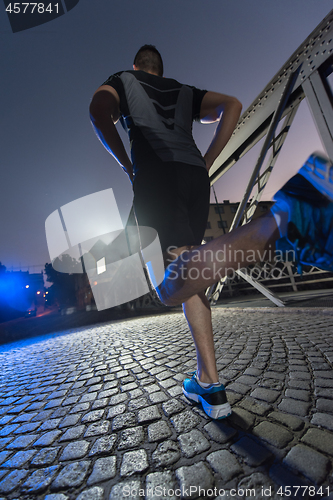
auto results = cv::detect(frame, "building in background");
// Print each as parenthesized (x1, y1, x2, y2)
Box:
(204, 200, 274, 242)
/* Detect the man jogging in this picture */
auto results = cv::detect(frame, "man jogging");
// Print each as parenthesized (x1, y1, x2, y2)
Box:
(90, 45, 333, 419)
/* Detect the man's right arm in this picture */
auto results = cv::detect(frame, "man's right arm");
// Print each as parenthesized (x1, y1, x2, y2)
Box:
(89, 85, 134, 183)
(200, 91, 242, 172)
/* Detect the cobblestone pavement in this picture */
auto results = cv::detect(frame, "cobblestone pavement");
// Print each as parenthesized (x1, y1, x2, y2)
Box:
(0, 307, 332, 500)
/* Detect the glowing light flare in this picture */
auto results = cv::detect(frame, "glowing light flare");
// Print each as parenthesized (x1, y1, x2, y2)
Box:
(97, 257, 106, 274)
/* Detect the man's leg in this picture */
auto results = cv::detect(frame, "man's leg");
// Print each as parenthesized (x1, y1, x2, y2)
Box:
(181, 289, 232, 419)
(158, 211, 279, 306)
(182, 291, 218, 384)
(158, 154, 333, 307)
(160, 214, 278, 419)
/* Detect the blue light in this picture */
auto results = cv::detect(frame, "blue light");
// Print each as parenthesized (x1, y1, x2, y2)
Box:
(0, 274, 33, 311)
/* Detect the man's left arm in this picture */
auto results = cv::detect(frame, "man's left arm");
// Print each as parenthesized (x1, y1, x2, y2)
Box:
(89, 85, 134, 183)
(200, 91, 242, 172)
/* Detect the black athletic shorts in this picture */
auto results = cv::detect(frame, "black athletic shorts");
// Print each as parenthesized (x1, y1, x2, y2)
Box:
(133, 161, 210, 253)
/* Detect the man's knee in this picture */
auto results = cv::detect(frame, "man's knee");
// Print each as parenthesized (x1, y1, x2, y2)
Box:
(155, 286, 180, 307)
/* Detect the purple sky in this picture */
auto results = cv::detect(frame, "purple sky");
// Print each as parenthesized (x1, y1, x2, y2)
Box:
(1, 0, 332, 271)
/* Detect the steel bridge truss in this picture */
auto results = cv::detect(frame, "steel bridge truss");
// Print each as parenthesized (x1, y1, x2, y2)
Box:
(207, 9, 333, 306)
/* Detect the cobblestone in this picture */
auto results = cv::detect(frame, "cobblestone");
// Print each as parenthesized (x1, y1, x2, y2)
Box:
(250, 387, 280, 403)
(120, 449, 149, 477)
(59, 440, 90, 461)
(301, 427, 333, 456)
(0, 469, 29, 494)
(170, 410, 200, 433)
(88, 435, 117, 457)
(76, 486, 104, 500)
(32, 410, 54, 422)
(149, 391, 169, 403)
(278, 398, 311, 416)
(152, 439, 181, 466)
(109, 479, 141, 500)
(2, 449, 36, 468)
(0, 437, 14, 450)
(40, 418, 62, 431)
(112, 412, 136, 430)
(109, 393, 127, 405)
(146, 471, 177, 500)
(87, 456, 116, 485)
(167, 385, 183, 397)
(231, 436, 273, 466)
(84, 420, 110, 437)
(31, 447, 61, 466)
(6, 434, 38, 449)
(148, 420, 172, 442)
(34, 430, 62, 447)
(230, 407, 257, 431)
(176, 462, 214, 499)
(21, 465, 60, 493)
(0, 450, 11, 466)
(0, 424, 20, 436)
(51, 460, 90, 490)
(59, 414, 81, 428)
(311, 412, 333, 431)
(162, 399, 185, 417)
(253, 421, 293, 450)
(70, 403, 90, 413)
(137, 406, 161, 424)
(285, 388, 311, 401)
(316, 398, 333, 412)
(118, 426, 145, 450)
(81, 410, 104, 423)
(128, 397, 149, 411)
(283, 444, 330, 483)
(59, 425, 85, 441)
(178, 429, 210, 458)
(238, 397, 271, 416)
(207, 449, 243, 481)
(269, 411, 304, 431)
(203, 421, 237, 443)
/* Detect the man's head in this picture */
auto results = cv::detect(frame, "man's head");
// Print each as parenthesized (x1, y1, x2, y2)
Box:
(133, 45, 163, 77)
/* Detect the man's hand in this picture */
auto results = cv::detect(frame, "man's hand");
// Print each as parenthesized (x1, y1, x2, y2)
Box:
(90, 86, 134, 182)
(200, 92, 242, 172)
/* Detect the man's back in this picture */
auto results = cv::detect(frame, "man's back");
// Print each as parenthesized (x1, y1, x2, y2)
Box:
(101, 70, 207, 169)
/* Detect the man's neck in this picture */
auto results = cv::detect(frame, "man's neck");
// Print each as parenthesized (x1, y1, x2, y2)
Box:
(133, 65, 160, 77)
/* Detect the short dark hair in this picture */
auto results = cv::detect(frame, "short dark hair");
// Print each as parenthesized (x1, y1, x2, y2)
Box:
(133, 45, 164, 77)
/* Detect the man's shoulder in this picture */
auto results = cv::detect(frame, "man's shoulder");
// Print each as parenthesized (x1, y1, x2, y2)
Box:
(102, 70, 128, 86)
(134, 71, 185, 91)
(101, 70, 206, 99)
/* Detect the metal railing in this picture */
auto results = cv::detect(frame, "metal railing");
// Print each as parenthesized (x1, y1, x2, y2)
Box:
(207, 9, 333, 306)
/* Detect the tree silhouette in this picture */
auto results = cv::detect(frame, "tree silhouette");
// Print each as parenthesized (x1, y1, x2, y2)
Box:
(44, 256, 78, 308)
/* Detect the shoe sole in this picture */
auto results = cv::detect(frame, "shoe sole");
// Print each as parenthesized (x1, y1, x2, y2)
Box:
(299, 153, 333, 202)
(182, 387, 232, 420)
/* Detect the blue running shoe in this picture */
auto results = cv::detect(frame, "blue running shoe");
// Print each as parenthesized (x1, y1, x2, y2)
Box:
(272, 153, 333, 273)
(182, 372, 231, 419)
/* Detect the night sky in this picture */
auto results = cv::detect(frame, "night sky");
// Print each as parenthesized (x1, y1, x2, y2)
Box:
(1, 0, 332, 272)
